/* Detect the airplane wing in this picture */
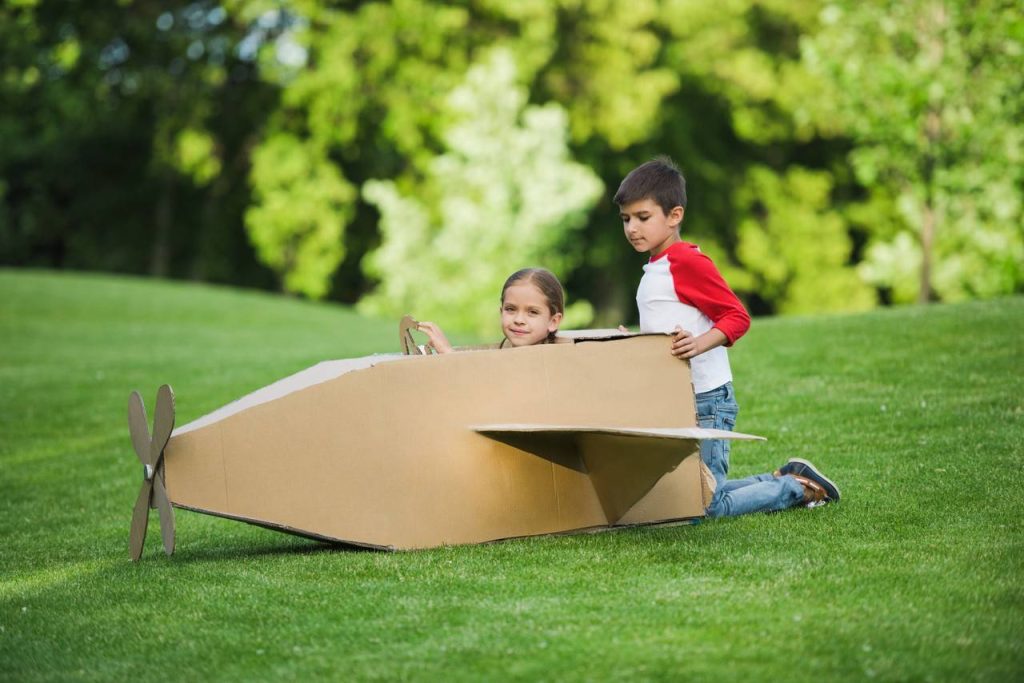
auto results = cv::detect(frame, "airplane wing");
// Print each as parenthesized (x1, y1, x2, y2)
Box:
(472, 424, 766, 441)
(471, 424, 765, 524)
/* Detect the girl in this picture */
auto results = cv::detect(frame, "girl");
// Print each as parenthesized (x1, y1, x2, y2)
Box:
(417, 268, 565, 353)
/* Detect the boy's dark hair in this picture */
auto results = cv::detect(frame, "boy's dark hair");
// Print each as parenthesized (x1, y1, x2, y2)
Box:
(501, 268, 565, 317)
(613, 155, 687, 215)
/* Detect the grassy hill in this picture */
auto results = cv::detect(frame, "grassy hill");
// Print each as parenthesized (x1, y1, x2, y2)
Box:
(1, 268, 1021, 682)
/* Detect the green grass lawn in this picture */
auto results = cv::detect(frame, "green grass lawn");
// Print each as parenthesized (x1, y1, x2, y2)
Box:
(1, 268, 1022, 682)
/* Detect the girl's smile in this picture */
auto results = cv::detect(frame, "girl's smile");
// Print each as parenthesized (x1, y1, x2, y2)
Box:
(500, 282, 563, 347)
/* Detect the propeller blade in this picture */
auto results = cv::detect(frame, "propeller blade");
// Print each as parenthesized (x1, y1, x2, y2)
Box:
(153, 473, 176, 556)
(128, 391, 152, 466)
(129, 480, 153, 561)
(150, 384, 175, 465)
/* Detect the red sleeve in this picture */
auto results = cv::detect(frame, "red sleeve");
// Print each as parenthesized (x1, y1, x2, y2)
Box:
(666, 244, 751, 345)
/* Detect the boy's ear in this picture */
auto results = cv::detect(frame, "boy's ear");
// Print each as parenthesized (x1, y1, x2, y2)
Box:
(669, 205, 684, 227)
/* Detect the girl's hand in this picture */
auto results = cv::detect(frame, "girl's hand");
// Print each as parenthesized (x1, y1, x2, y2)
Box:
(416, 321, 454, 354)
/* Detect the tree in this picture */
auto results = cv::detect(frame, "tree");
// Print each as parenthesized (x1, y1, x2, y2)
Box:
(12, 0, 1016, 321)
(0, 0, 280, 288)
(359, 49, 603, 335)
(555, 0, 869, 320)
(245, 133, 354, 298)
(732, 165, 875, 314)
(803, 0, 1024, 303)
(238, 0, 479, 299)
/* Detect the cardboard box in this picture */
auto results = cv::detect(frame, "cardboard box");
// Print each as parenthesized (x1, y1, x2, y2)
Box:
(134, 334, 763, 553)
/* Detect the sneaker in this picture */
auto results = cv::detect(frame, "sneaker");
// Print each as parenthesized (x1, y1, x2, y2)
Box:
(792, 476, 829, 507)
(778, 458, 841, 505)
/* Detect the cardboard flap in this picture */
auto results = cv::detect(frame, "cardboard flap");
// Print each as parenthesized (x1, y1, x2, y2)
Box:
(472, 424, 766, 442)
(472, 424, 760, 523)
(576, 432, 691, 524)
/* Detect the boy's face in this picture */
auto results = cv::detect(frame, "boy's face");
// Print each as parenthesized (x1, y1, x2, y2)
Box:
(619, 198, 684, 257)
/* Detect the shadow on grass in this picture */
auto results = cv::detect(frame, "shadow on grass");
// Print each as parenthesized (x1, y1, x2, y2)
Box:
(135, 507, 388, 564)
(129, 538, 379, 566)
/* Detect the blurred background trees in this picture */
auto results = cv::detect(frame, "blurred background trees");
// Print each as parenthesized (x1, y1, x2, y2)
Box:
(2, 0, 1021, 332)
(804, 0, 1024, 305)
(360, 49, 603, 334)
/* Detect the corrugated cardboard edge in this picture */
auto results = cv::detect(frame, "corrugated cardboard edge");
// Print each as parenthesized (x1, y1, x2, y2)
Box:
(699, 461, 717, 509)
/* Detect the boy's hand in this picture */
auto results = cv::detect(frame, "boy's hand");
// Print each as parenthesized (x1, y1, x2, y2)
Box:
(416, 321, 454, 354)
(670, 326, 700, 359)
(670, 326, 729, 359)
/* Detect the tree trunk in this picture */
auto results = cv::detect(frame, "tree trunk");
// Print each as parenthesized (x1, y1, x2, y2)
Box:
(151, 174, 173, 277)
(919, 200, 935, 304)
(919, 105, 942, 305)
(917, 4, 946, 304)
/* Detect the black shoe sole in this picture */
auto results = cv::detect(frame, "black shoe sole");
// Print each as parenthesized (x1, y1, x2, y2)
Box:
(781, 458, 841, 502)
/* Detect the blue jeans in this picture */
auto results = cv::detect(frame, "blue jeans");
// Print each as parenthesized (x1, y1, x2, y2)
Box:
(696, 382, 804, 518)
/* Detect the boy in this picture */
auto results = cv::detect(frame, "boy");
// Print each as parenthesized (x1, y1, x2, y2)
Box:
(614, 156, 840, 517)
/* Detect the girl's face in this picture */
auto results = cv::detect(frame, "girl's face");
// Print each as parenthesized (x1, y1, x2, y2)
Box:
(500, 282, 563, 347)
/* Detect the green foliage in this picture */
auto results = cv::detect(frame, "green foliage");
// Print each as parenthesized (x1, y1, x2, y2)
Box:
(245, 133, 355, 299)
(660, 0, 828, 145)
(2, 271, 1023, 681)
(239, 0, 483, 303)
(858, 231, 921, 304)
(173, 127, 221, 186)
(278, 1, 472, 163)
(803, 0, 1024, 303)
(565, 0, 865, 320)
(538, 0, 680, 149)
(0, 0, 280, 287)
(735, 165, 875, 314)
(360, 50, 603, 334)
(3, 0, 1021, 323)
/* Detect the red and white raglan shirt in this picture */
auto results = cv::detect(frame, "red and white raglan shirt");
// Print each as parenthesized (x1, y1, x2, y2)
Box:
(637, 242, 751, 394)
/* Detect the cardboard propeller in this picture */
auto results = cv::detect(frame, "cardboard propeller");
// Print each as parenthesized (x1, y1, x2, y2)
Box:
(127, 384, 176, 560)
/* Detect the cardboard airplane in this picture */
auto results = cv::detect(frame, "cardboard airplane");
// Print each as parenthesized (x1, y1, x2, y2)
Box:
(127, 323, 764, 559)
